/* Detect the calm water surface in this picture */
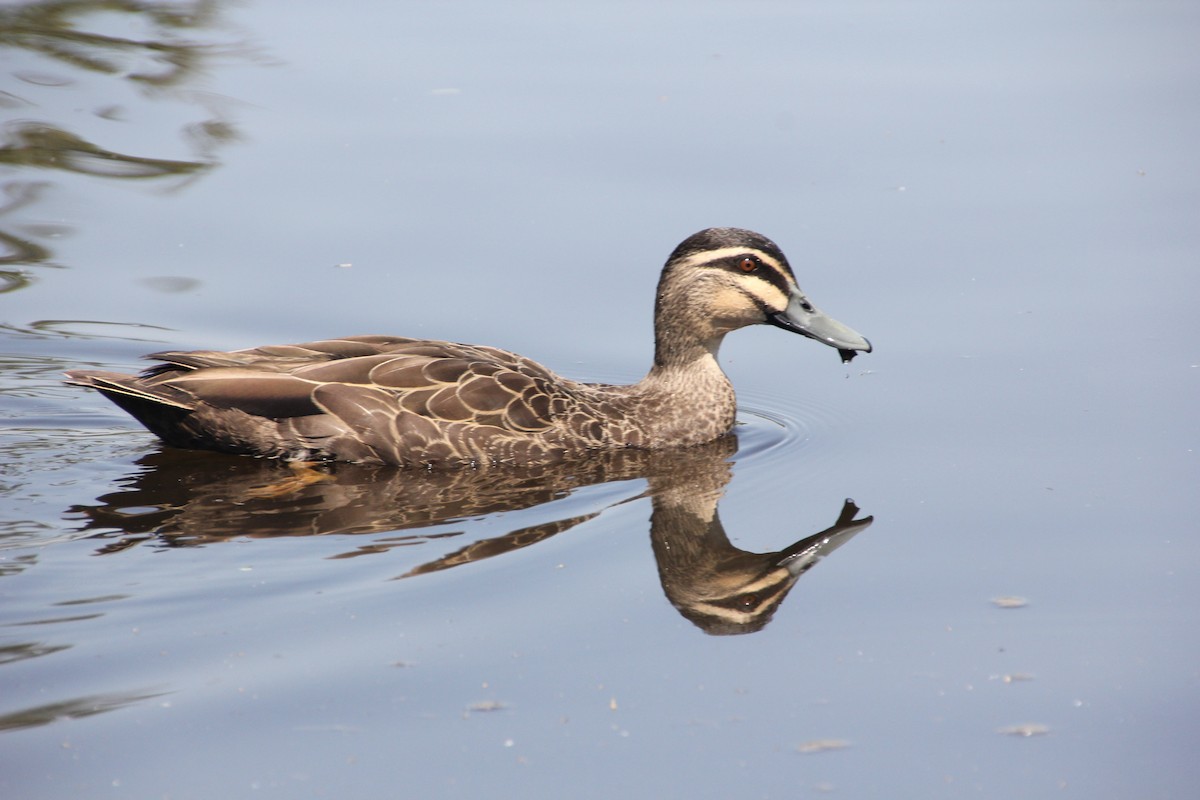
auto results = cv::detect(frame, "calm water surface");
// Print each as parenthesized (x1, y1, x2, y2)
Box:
(2, 2, 1197, 798)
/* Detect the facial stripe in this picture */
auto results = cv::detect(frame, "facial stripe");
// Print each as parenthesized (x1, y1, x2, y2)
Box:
(735, 258, 792, 299)
(694, 568, 795, 612)
(673, 247, 796, 301)
(733, 279, 790, 317)
(690, 581, 794, 621)
(674, 246, 784, 272)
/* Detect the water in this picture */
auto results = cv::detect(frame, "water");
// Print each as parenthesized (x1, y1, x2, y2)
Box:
(2, 1, 1198, 798)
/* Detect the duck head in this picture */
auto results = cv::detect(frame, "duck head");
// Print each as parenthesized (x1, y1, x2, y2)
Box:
(656, 227, 872, 364)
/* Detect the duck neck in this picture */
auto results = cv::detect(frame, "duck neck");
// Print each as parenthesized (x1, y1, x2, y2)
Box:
(631, 327, 736, 447)
(619, 273, 738, 445)
(650, 284, 728, 371)
(644, 340, 732, 403)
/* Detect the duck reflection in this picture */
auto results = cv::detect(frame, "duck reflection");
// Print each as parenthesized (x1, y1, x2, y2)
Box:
(70, 436, 872, 635)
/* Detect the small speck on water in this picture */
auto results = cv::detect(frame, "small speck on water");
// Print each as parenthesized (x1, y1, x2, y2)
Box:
(997, 723, 1050, 737)
(466, 700, 507, 714)
(998, 672, 1035, 683)
(139, 276, 201, 294)
(991, 596, 1028, 609)
(795, 739, 851, 754)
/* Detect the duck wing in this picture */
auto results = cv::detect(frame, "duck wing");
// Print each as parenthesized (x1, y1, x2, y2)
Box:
(69, 336, 572, 465)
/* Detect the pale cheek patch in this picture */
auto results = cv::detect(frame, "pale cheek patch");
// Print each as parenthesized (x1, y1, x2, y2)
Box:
(737, 280, 789, 313)
(709, 285, 767, 328)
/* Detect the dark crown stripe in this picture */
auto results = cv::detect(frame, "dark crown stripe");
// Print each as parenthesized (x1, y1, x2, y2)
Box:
(682, 247, 795, 299)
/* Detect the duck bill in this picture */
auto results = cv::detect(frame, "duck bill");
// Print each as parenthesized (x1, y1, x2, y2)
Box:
(769, 288, 872, 363)
(778, 518, 872, 576)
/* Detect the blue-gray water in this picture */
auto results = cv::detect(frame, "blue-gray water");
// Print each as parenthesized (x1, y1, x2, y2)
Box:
(2, 2, 1197, 798)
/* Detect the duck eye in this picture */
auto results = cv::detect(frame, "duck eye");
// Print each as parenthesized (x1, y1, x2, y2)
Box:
(737, 593, 760, 609)
(738, 257, 758, 273)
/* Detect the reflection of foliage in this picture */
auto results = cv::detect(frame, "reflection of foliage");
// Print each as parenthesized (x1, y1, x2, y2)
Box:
(0, 121, 212, 178)
(0, 267, 36, 292)
(0, 181, 52, 273)
(0, 318, 172, 340)
(0, 0, 223, 89)
(0, 0, 246, 270)
(0, 688, 169, 731)
(0, 640, 72, 667)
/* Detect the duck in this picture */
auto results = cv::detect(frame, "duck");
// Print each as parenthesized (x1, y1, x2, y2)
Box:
(65, 227, 871, 467)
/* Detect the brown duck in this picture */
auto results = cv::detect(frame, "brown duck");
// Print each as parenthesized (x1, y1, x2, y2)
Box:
(66, 227, 871, 467)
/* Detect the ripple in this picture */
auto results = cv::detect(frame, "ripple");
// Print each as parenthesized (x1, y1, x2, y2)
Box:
(734, 387, 854, 465)
(558, 365, 855, 477)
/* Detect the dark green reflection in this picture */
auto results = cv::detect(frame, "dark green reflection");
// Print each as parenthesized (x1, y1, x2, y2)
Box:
(0, 689, 169, 732)
(0, 0, 249, 270)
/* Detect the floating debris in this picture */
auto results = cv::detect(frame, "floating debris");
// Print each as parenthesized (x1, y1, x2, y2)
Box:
(795, 739, 851, 754)
(991, 596, 1029, 609)
(997, 723, 1050, 737)
(139, 276, 201, 294)
(1001, 672, 1036, 684)
(466, 700, 507, 714)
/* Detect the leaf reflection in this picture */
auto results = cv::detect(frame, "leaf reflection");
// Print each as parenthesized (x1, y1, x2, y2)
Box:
(0, 121, 211, 179)
(68, 438, 873, 636)
(0, 0, 229, 89)
(0, 688, 168, 732)
(0, 318, 173, 340)
(0, 639, 72, 667)
(0, 0, 253, 269)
